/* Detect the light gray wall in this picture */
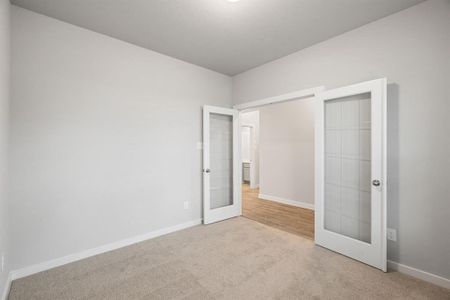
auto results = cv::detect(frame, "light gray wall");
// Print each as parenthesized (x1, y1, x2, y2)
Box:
(10, 6, 232, 270)
(0, 0, 10, 296)
(259, 99, 315, 206)
(233, 0, 450, 279)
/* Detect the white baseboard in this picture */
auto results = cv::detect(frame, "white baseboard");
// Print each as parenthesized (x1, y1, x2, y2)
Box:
(7, 218, 449, 293)
(388, 260, 450, 290)
(1, 272, 12, 300)
(258, 193, 314, 210)
(11, 219, 202, 281)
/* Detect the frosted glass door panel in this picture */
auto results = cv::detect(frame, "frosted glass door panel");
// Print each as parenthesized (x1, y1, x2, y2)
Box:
(209, 113, 234, 209)
(315, 78, 386, 271)
(324, 93, 372, 243)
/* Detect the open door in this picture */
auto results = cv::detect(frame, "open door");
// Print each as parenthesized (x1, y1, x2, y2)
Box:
(203, 106, 241, 224)
(315, 78, 387, 271)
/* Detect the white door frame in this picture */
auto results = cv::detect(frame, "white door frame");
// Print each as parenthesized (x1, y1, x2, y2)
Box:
(234, 86, 324, 194)
(233, 86, 325, 111)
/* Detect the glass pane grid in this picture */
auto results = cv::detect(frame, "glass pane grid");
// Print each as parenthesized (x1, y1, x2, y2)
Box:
(209, 113, 234, 209)
(324, 93, 372, 243)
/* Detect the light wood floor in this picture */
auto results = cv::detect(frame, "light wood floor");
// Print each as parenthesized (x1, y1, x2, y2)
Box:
(242, 184, 315, 239)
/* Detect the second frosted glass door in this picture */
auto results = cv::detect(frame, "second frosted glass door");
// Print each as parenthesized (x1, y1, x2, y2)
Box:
(203, 106, 241, 224)
(315, 78, 387, 272)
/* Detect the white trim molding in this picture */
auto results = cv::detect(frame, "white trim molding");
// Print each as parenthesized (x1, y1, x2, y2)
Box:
(11, 219, 202, 281)
(1, 273, 12, 300)
(258, 193, 314, 210)
(233, 86, 324, 110)
(388, 260, 450, 290)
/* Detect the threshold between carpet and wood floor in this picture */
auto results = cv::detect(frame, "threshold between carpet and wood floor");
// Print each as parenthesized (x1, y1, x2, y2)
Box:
(8, 217, 450, 300)
(242, 183, 314, 239)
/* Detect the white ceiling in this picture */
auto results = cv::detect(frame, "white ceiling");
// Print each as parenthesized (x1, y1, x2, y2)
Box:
(11, 0, 424, 75)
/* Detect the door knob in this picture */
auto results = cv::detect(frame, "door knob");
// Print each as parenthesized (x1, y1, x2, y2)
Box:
(204, 169, 210, 173)
(372, 179, 381, 187)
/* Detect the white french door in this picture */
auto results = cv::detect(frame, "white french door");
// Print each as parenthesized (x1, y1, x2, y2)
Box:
(203, 106, 241, 224)
(315, 78, 387, 271)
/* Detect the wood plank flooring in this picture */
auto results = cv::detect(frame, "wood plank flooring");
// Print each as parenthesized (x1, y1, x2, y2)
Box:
(242, 184, 314, 239)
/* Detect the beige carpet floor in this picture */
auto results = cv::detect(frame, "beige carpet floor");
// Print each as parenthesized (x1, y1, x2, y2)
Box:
(9, 217, 450, 300)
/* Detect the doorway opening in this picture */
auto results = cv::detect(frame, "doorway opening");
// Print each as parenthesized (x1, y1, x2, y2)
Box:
(239, 99, 315, 240)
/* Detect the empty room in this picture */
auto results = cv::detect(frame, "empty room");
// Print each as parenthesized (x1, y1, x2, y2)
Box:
(0, 0, 449, 299)
(240, 99, 315, 239)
